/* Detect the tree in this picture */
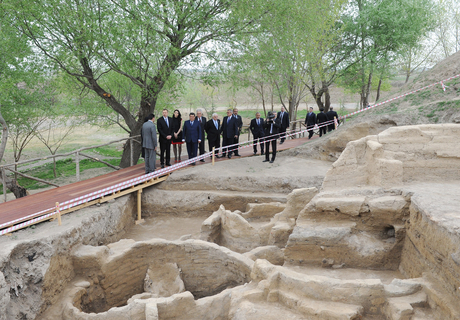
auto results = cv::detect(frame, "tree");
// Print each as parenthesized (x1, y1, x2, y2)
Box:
(225, 0, 346, 126)
(7, 0, 258, 167)
(36, 117, 77, 178)
(0, 3, 39, 198)
(340, 0, 436, 108)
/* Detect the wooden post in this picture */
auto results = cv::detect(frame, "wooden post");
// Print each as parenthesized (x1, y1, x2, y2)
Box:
(56, 202, 62, 226)
(130, 138, 134, 167)
(135, 189, 144, 224)
(334, 116, 337, 130)
(75, 151, 80, 182)
(2, 168, 7, 203)
(212, 147, 215, 165)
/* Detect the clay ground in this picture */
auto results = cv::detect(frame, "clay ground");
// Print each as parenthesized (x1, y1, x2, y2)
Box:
(111, 154, 331, 242)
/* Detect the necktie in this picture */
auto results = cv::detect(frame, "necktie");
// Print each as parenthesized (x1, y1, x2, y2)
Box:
(227, 117, 230, 124)
(199, 118, 201, 123)
(270, 123, 273, 134)
(257, 119, 259, 126)
(191, 121, 193, 126)
(214, 120, 218, 129)
(281, 113, 283, 121)
(165, 117, 168, 127)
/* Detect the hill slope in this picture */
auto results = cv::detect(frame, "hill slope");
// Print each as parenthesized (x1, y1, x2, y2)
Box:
(362, 50, 460, 125)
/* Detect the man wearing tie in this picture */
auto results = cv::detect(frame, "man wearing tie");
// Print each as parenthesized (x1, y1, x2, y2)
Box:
(142, 114, 157, 173)
(205, 113, 221, 158)
(263, 111, 281, 163)
(157, 109, 173, 168)
(277, 106, 290, 144)
(232, 108, 242, 156)
(304, 107, 317, 139)
(182, 113, 202, 165)
(196, 109, 207, 162)
(221, 109, 239, 159)
(249, 112, 265, 155)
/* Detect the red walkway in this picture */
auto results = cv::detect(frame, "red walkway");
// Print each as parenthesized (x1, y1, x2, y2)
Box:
(0, 136, 315, 228)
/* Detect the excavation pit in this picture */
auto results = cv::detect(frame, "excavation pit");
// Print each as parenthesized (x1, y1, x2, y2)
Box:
(67, 239, 253, 318)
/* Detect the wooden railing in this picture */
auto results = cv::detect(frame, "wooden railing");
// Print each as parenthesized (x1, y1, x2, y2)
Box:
(1, 135, 141, 202)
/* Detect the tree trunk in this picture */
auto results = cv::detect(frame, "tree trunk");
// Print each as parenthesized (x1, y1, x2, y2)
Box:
(0, 110, 28, 198)
(119, 90, 153, 168)
(53, 156, 57, 178)
(376, 78, 382, 102)
(315, 95, 325, 110)
(0, 107, 7, 163)
(260, 83, 267, 118)
(323, 83, 331, 113)
(270, 85, 274, 112)
(364, 74, 372, 108)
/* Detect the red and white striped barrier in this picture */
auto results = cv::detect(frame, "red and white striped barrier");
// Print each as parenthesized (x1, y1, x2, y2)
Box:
(2, 72, 459, 235)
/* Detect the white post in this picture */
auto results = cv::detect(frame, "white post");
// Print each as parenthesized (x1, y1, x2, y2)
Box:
(75, 151, 80, 182)
(56, 202, 62, 226)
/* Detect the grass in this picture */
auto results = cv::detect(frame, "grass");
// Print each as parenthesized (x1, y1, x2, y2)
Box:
(1, 144, 144, 195)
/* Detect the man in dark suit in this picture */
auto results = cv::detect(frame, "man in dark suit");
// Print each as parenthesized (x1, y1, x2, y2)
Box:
(221, 109, 239, 159)
(304, 107, 317, 139)
(263, 111, 281, 163)
(182, 113, 202, 165)
(196, 109, 207, 162)
(232, 108, 242, 156)
(316, 108, 329, 137)
(142, 114, 157, 173)
(277, 106, 290, 144)
(205, 113, 221, 158)
(326, 107, 339, 132)
(249, 112, 265, 155)
(157, 109, 173, 168)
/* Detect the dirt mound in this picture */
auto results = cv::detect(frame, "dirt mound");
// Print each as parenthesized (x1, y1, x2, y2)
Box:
(282, 117, 397, 162)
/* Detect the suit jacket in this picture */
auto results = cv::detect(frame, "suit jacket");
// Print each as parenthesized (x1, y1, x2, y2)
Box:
(142, 120, 158, 149)
(182, 120, 202, 143)
(157, 116, 174, 142)
(277, 111, 290, 129)
(326, 110, 339, 124)
(197, 116, 207, 138)
(250, 118, 265, 137)
(317, 112, 329, 124)
(264, 117, 281, 136)
(205, 119, 221, 141)
(305, 112, 317, 126)
(233, 114, 243, 133)
(222, 116, 239, 139)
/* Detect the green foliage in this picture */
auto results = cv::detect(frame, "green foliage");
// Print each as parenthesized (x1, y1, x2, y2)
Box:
(339, 0, 437, 108)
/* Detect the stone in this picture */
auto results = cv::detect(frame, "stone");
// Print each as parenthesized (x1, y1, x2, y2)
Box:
(315, 197, 366, 216)
(144, 263, 185, 297)
(244, 246, 284, 266)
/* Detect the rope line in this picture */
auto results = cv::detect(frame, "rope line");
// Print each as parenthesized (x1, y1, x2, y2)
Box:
(2, 72, 459, 235)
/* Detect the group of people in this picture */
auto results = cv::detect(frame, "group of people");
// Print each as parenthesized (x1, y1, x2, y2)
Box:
(141, 106, 292, 173)
(304, 107, 339, 139)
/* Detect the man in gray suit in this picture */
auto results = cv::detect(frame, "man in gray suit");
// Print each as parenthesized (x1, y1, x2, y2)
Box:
(142, 113, 158, 173)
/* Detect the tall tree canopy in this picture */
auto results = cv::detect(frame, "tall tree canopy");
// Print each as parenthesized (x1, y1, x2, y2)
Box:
(6, 0, 258, 167)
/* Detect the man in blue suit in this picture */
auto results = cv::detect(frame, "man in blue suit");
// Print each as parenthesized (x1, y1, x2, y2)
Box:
(221, 109, 239, 159)
(182, 112, 202, 165)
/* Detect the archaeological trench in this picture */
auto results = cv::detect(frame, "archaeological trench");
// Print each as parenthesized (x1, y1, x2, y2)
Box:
(1, 123, 460, 320)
